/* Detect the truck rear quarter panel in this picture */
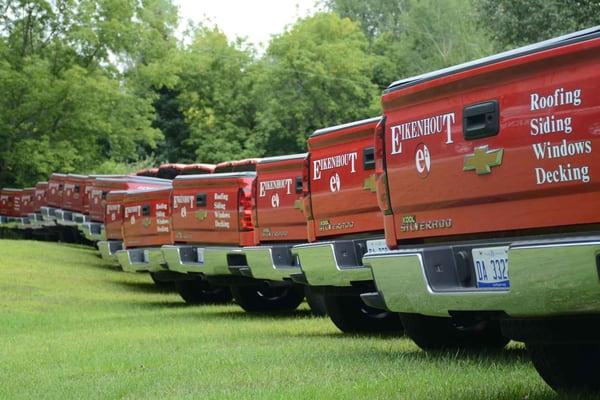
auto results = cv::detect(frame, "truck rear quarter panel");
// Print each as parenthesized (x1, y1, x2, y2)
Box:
(254, 154, 308, 243)
(307, 118, 383, 240)
(122, 188, 173, 248)
(171, 173, 256, 246)
(381, 33, 600, 245)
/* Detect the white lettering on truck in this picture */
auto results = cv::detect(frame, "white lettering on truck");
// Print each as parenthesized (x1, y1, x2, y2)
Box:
(259, 179, 293, 197)
(390, 112, 455, 155)
(313, 152, 358, 180)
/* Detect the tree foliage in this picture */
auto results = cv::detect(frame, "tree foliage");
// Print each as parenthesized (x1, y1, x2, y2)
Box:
(477, 0, 600, 48)
(252, 13, 378, 155)
(1, 0, 597, 186)
(0, 0, 176, 186)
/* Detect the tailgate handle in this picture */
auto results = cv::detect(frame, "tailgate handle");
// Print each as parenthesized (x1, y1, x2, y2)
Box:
(74, 185, 80, 193)
(463, 100, 499, 140)
(295, 176, 303, 194)
(141, 205, 151, 216)
(363, 147, 375, 170)
(196, 193, 207, 207)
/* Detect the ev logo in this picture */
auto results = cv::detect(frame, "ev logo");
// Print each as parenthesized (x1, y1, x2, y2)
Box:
(415, 143, 431, 178)
(181, 207, 187, 218)
(271, 193, 280, 208)
(130, 215, 136, 225)
(329, 173, 341, 192)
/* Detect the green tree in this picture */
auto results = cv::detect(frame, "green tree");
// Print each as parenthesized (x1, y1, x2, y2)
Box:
(321, 0, 407, 42)
(0, 0, 177, 186)
(253, 12, 379, 156)
(477, 0, 600, 48)
(174, 26, 259, 163)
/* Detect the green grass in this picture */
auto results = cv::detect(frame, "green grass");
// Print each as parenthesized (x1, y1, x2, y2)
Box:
(0, 239, 579, 399)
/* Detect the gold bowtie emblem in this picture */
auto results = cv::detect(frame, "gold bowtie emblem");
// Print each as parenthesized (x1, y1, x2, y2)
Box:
(363, 174, 377, 193)
(195, 210, 208, 221)
(463, 146, 504, 175)
(293, 199, 303, 212)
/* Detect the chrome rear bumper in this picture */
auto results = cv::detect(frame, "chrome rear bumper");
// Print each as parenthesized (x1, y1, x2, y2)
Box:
(79, 222, 105, 242)
(116, 247, 168, 273)
(97, 240, 123, 263)
(365, 235, 600, 318)
(292, 240, 374, 287)
(243, 245, 300, 281)
(162, 245, 245, 276)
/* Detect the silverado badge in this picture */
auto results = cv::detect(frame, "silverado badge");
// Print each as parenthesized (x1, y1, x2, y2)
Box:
(463, 145, 504, 175)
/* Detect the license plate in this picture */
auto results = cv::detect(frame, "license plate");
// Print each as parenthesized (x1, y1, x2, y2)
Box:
(196, 248, 205, 264)
(472, 246, 510, 289)
(366, 239, 391, 254)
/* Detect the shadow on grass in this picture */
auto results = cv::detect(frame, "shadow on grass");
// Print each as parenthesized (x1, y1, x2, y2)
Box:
(110, 280, 176, 294)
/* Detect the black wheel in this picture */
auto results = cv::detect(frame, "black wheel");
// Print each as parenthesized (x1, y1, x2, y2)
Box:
(231, 284, 304, 312)
(149, 272, 174, 289)
(175, 278, 232, 304)
(305, 286, 327, 316)
(400, 313, 509, 352)
(323, 294, 403, 334)
(527, 342, 600, 393)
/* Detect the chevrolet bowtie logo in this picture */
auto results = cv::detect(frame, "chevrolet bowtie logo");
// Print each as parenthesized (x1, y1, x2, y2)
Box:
(363, 174, 377, 193)
(293, 199, 303, 212)
(142, 218, 152, 227)
(463, 146, 504, 175)
(195, 210, 208, 221)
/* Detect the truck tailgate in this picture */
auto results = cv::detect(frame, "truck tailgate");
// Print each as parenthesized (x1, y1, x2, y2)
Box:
(172, 172, 255, 246)
(381, 28, 600, 242)
(122, 188, 173, 248)
(308, 117, 382, 239)
(255, 154, 307, 242)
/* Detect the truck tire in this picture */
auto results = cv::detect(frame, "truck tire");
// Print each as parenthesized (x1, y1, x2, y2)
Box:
(149, 272, 174, 289)
(231, 285, 304, 312)
(175, 278, 232, 304)
(305, 286, 327, 316)
(323, 294, 403, 334)
(527, 343, 600, 393)
(400, 313, 509, 352)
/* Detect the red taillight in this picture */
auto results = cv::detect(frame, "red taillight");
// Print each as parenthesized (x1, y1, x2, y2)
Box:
(250, 178, 258, 227)
(239, 187, 253, 231)
(301, 156, 313, 219)
(374, 118, 392, 214)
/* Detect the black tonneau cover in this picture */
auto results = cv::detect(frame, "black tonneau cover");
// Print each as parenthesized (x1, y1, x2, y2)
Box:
(385, 25, 600, 94)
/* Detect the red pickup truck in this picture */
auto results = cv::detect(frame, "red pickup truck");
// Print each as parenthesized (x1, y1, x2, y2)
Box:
(86, 176, 170, 244)
(27, 182, 48, 228)
(97, 190, 127, 263)
(55, 174, 90, 226)
(41, 173, 67, 222)
(163, 166, 306, 311)
(291, 117, 402, 333)
(116, 186, 179, 287)
(241, 154, 325, 314)
(363, 26, 600, 392)
(15, 188, 35, 228)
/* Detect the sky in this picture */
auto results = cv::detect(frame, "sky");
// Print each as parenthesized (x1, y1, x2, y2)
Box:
(174, 0, 318, 49)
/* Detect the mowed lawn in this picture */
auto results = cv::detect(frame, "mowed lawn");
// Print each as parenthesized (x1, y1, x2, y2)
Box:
(0, 239, 568, 399)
